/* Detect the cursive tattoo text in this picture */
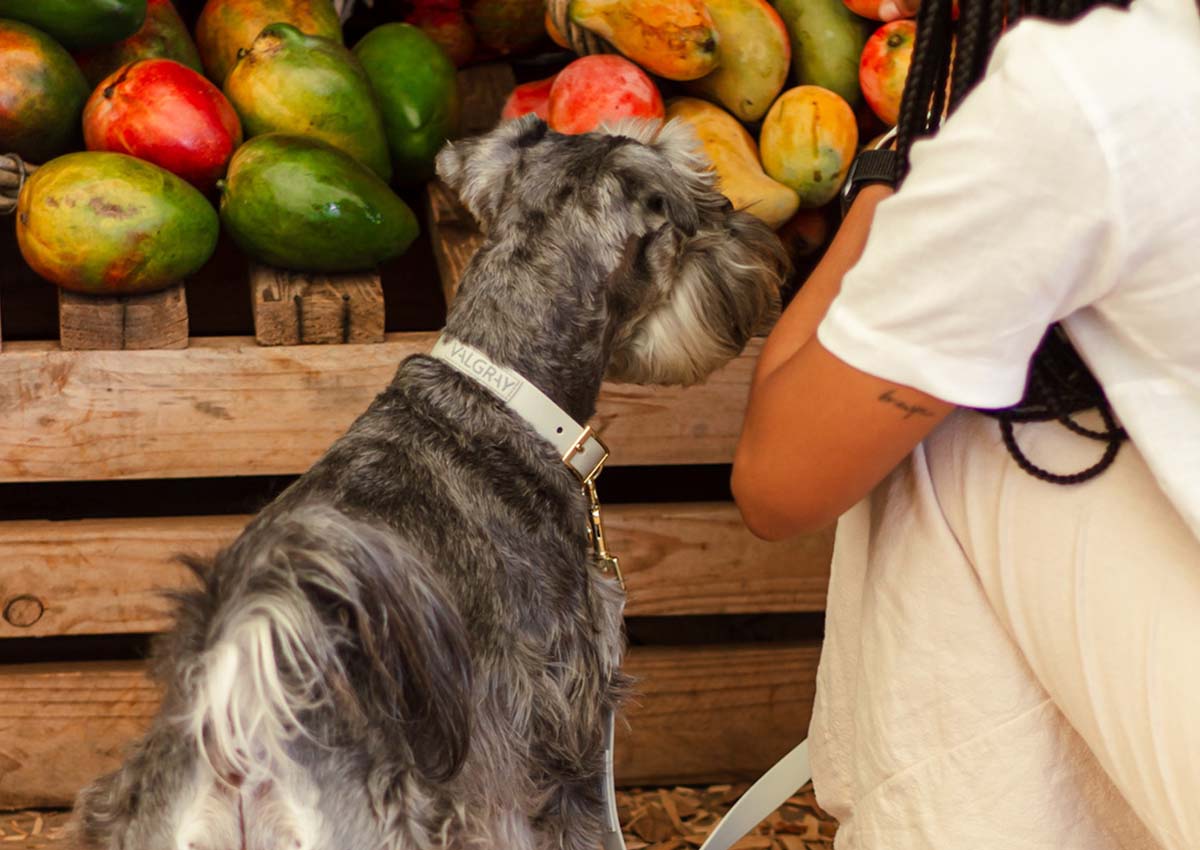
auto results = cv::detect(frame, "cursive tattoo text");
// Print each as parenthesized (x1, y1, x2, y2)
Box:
(878, 389, 935, 419)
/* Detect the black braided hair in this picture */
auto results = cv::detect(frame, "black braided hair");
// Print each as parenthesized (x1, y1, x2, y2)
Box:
(893, 0, 1132, 484)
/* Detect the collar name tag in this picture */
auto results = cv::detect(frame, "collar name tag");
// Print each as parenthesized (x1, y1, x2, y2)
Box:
(429, 335, 610, 484)
(442, 339, 524, 402)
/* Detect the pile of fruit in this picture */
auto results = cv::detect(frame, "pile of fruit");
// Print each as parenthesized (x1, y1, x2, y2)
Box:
(0, 0, 460, 294)
(501, 0, 916, 261)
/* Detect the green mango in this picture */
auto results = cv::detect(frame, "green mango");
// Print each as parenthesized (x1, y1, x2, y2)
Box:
(218, 134, 418, 272)
(0, 0, 147, 49)
(353, 23, 460, 184)
(16, 151, 218, 294)
(772, 0, 871, 107)
(0, 19, 90, 163)
(224, 23, 392, 181)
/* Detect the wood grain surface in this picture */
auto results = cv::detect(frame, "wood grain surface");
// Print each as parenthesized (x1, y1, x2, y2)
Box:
(57, 285, 188, 351)
(0, 506, 831, 637)
(0, 643, 820, 807)
(249, 265, 385, 346)
(0, 334, 759, 482)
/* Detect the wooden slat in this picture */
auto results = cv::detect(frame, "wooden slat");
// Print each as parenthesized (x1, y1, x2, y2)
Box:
(0, 506, 831, 638)
(456, 64, 516, 137)
(57, 284, 189, 351)
(249, 264, 385, 346)
(0, 334, 759, 482)
(0, 643, 819, 807)
(615, 643, 820, 787)
(427, 63, 516, 306)
(427, 178, 484, 308)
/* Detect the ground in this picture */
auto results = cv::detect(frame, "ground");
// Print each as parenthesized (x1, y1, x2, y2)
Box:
(0, 783, 837, 849)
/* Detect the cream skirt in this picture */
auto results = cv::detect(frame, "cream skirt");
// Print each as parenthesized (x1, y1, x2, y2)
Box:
(808, 410, 1200, 850)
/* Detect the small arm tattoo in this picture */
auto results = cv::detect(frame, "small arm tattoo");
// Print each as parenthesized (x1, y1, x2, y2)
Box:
(877, 388, 935, 419)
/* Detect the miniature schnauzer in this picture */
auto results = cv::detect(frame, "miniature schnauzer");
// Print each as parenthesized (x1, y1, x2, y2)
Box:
(74, 114, 786, 850)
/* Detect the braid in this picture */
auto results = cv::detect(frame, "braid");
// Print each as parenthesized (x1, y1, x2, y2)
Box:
(892, 0, 1134, 484)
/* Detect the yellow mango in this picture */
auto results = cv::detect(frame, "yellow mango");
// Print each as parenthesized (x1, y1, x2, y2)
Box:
(684, 0, 789, 122)
(666, 97, 799, 229)
(569, 0, 719, 81)
(760, 85, 858, 208)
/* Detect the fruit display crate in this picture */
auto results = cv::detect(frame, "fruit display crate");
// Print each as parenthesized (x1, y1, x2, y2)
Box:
(0, 63, 833, 817)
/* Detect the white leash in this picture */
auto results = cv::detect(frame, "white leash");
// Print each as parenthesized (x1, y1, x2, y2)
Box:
(696, 740, 812, 850)
(430, 335, 810, 850)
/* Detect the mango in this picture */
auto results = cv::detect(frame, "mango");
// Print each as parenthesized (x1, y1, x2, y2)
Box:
(225, 24, 391, 181)
(407, 2, 476, 66)
(0, 20, 89, 164)
(0, 0, 146, 49)
(860, 19, 915, 126)
(773, 0, 871, 107)
(545, 9, 570, 48)
(468, 0, 546, 55)
(73, 0, 203, 87)
(684, 0, 789, 122)
(569, 0, 719, 81)
(666, 98, 798, 229)
(760, 85, 858, 208)
(548, 55, 664, 134)
(16, 151, 218, 294)
(196, 0, 342, 85)
(354, 23, 460, 183)
(218, 134, 418, 272)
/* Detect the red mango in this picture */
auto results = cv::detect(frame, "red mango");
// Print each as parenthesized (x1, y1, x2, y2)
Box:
(501, 75, 556, 121)
(83, 58, 242, 192)
(547, 55, 664, 135)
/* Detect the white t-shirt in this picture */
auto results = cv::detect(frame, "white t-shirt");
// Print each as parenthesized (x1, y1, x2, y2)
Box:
(817, 0, 1200, 541)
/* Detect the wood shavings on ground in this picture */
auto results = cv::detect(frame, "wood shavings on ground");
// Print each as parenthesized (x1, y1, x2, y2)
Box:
(616, 782, 837, 850)
(0, 784, 837, 850)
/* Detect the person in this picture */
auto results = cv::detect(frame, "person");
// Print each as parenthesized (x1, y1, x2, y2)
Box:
(730, 0, 1200, 845)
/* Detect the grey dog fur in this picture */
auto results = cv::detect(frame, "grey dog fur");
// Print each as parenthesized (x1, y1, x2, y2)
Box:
(73, 115, 786, 850)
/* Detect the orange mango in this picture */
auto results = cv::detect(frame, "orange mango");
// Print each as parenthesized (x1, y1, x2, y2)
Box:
(666, 98, 798, 229)
(569, 0, 719, 81)
(760, 85, 858, 208)
(684, 0, 789, 122)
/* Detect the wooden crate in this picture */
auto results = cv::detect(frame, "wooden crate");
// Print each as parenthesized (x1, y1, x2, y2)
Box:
(0, 64, 832, 813)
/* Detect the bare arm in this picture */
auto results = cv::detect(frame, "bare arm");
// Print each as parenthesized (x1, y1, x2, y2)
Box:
(732, 186, 955, 540)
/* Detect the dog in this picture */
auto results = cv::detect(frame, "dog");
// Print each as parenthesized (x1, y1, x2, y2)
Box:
(73, 114, 786, 850)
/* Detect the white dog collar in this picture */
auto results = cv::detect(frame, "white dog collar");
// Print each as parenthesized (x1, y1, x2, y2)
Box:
(430, 336, 610, 483)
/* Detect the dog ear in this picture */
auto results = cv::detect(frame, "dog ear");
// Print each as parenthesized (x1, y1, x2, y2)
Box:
(435, 114, 548, 229)
(607, 211, 786, 386)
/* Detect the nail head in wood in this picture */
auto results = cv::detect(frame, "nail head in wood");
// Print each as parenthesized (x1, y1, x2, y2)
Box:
(249, 264, 385, 346)
(4, 594, 45, 628)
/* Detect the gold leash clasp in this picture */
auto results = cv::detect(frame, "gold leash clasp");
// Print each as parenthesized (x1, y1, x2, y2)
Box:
(585, 477, 624, 590)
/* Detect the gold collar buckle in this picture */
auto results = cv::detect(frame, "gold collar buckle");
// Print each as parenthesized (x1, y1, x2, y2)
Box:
(562, 425, 610, 486)
(563, 427, 624, 590)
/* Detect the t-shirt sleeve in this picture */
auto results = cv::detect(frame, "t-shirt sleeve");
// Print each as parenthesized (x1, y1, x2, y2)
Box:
(817, 25, 1126, 409)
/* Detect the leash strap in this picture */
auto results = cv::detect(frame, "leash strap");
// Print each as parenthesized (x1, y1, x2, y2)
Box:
(430, 336, 609, 482)
(698, 740, 812, 850)
(601, 711, 626, 850)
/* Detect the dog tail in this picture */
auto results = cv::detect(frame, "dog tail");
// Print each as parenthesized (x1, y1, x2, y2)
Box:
(173, 505, 474, 786)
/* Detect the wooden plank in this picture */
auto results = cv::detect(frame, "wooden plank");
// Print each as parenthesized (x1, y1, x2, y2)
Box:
(0, 334, 759, 482)
(427, 63, 516, 306)
(427, 178, 484, 308)
(0, 643, 819, 807)
(615, 643, 820, 787)
(57, 284, 189, 351)
(0, 507, 831, 638)
(456, 63, 516, 137)
(249, 264, 385, 346)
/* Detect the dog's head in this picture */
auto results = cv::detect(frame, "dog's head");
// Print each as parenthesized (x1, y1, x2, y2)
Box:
(436, 115, 786, 386)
